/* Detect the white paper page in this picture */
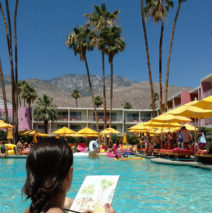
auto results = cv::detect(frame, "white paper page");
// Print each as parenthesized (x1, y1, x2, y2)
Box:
(70, 175, 119, 213)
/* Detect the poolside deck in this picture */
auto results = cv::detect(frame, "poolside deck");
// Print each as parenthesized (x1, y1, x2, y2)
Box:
(151, 158, 212, 170)
(135, 153, 157, 159)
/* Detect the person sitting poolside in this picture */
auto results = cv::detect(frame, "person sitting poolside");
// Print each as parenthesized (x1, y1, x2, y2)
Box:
(198, 130, 207, 150)
(17, 141, 24, 153)
(23, 140, 115, 213)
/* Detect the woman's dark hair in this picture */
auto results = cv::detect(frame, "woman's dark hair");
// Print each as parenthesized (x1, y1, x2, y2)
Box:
(23, 139, 73, 213)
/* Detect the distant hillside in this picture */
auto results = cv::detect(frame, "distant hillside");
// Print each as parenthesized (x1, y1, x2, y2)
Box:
(47, 74, 137, 96)
(0, 74, 192, 109)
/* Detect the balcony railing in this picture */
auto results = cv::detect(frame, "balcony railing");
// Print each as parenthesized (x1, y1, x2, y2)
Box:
(126, 117, 139, 123)
(70, 116, 86, 121)
(88, 115, 123, 122)
(140, 117, 152, 122)
(57, 115, 68, 121)
(205, 118, 212, 125)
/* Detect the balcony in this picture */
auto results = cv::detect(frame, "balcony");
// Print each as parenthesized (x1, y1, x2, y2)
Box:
(140, 117, 152, 122)
(126, 117, 139, 123)
(57, 115, 68, 121)
(70, 116, 87, 122)
(205, 118, 212, 125)
(88, 115, 123, 122)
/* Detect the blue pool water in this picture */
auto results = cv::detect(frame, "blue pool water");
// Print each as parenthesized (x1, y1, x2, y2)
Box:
(0, 157, 212, 213)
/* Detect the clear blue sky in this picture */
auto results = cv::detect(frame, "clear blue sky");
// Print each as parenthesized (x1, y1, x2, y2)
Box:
(0, 0, 211, 88)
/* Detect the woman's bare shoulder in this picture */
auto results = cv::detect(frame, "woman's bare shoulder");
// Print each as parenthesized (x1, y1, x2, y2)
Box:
(46, 208, 64, 213)
(23, 207, 64, 213)
(64, 197, 74, 209)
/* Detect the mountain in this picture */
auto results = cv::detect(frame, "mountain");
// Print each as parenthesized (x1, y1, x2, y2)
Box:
(0, 74, 192, 109)
(0, 74, 11, 86)
(47, 74, 137, 96)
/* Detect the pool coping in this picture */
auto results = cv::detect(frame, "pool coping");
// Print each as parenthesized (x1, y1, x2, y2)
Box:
(1, 152, 107, 159)
(150, 158, 212, 170)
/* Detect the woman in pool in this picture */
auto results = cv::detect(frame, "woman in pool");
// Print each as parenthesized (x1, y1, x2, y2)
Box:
(23, 140, 115, 213)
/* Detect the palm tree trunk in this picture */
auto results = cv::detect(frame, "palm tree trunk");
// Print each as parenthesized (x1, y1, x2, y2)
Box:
(109, 60, 113, 128)
(0, 59, 9, 123)
(5, 0, 16, 127)
(14, 0, 19, 143)
(76, 98, 78, 107)
(0, 3, 15, 125)
(102, 50, 107, 128)
(44, 120, 48, 134)
(140, 0, 155, 117)
(165, 0, 182, 111)
(84, 56, 99, 132)
(159, 19, 164, 115)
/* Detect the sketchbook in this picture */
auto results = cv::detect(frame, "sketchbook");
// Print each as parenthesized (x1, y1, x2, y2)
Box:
(70, 175, 119, 213)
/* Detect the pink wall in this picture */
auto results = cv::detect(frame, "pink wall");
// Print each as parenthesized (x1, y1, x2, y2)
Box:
(181, 91, 191, 105)
(18, 107, 32, 130)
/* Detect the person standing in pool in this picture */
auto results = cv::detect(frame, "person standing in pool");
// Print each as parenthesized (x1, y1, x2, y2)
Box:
(23, 140, 115, 213)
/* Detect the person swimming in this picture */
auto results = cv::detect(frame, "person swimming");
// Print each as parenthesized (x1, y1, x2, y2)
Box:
(23, 139, 115, 213)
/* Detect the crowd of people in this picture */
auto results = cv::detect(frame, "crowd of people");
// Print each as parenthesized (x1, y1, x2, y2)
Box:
(140, 126, 207, 156)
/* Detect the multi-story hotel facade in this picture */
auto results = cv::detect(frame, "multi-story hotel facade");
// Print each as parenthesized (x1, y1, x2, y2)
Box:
(32, 108, 153, 134)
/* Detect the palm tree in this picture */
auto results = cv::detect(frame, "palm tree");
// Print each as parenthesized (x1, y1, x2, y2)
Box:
(72, 89, 80, 107)
(18, 81, 27, 107)
(66, 26, 99, 132)
(103, 26, 125, 128)
(124, 102, 132, 109)
(140, 0, 156, 117)
(0, 0, 19, 143)
(145, 0, 173, 114)
(85, 3, 120, 129)
(0, 59, 9, 123)
(33, 95, 57, 134)
(21, 84, 37, 121)
(94, 96, 103, 108)
(164, 0, 186, 111)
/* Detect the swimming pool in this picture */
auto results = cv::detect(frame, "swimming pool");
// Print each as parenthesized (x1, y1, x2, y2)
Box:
(0, 157, 212, 213)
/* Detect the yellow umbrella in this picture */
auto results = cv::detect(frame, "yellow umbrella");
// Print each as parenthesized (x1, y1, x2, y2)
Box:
(193, 95, 212, 109)
(175, 123, 198, 132)
(7, 128, 13, 140)
(23, 129, 49, 137)
(0, 122, 14, 128)
(63, 133, 85, 137)
(154, 128, 176, 134)
(101, 128, 120, 134)
(152, 113, 192, 123)
(123, 132, 127, 144)
(52, 127, 76, 135)
(169, 105, 212, 119)
(167, 99, 199, 114)
(128, 123, 152, 130)
(143, 121, 182, 128)
(77, 127, 98, 134)
(18, 129, 29, 135)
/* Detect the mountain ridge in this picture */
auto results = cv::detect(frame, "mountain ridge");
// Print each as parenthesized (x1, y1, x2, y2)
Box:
(0, 73, 192, 109)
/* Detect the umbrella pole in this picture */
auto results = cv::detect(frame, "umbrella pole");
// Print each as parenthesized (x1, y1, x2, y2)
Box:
(194, 114, 197, 161)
